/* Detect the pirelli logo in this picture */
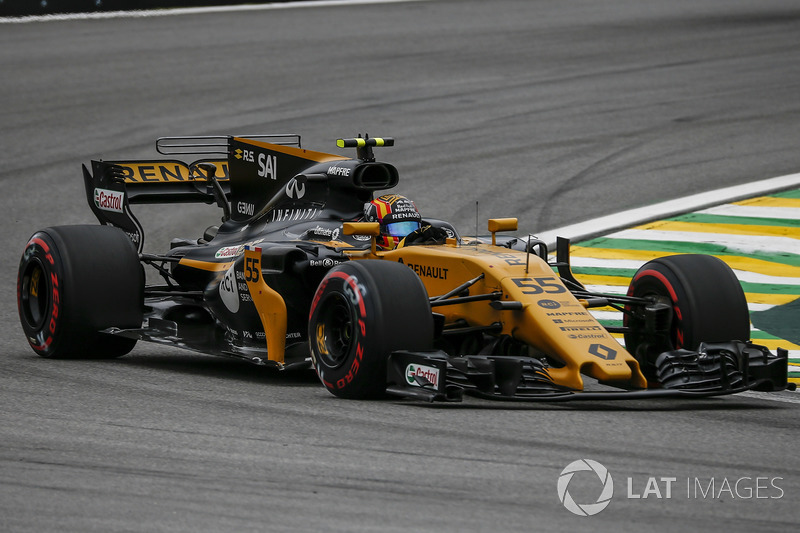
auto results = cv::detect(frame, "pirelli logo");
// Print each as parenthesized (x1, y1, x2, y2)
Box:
(111, 161, 229, 183)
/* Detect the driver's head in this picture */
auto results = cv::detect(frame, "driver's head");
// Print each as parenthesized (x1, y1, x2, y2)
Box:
(363, 194, 421, 249)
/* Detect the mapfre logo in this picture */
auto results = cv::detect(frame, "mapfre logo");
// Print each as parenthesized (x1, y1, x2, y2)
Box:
(94, 188, 124, 213)
(557, 459, 614, 516)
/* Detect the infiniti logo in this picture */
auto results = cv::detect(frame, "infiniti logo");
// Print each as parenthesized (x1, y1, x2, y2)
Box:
(286, 178, 306, 199)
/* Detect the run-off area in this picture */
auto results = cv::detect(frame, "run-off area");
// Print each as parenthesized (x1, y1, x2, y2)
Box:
(565, 188, 800, 385)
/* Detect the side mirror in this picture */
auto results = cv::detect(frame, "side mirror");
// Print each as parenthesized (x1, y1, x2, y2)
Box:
(487, 218, 518, 245)
(343, 222, 381, 255)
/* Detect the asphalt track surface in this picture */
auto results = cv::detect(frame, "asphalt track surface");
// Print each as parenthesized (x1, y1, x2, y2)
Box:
(2, 1, 800, 531)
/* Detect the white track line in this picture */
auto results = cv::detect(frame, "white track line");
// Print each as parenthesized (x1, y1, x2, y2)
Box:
(604, 228, 800, 254)
(535, 171, 800, 247)
(0, 0, 425, 23)
(699, 204, 800, 220)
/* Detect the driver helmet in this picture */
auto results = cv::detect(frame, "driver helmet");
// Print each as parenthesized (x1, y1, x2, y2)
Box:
(363, 194, 422, 249)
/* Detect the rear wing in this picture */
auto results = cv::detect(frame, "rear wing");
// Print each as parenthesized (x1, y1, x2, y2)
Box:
(83, 134, 398, 253)
(82, 135, 302, 252)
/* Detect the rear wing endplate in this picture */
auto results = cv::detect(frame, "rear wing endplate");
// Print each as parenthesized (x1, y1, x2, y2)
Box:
(82, 135, 302, 252)
(83, 158, 228, 252)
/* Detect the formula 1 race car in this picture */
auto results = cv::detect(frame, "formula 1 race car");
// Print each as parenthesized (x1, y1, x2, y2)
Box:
(17, 134, 790, 402)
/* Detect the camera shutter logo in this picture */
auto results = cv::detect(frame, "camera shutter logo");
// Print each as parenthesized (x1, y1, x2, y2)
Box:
(557, 459, 614, 516)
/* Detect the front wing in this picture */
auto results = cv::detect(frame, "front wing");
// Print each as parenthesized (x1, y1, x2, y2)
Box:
(386, 341, 790, 402)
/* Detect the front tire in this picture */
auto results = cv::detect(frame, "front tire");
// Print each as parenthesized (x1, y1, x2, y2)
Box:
(17, 225, 143, 358)
(309, 260, 434, 399)
(624, 254, 750, 377)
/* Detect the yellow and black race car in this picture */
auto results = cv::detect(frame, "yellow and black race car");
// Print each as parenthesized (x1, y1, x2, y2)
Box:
(17, 134, 790, 402)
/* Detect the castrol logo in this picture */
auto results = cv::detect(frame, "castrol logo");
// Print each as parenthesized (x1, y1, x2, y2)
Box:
(94, 188, 124, 213)
(405, 364, 440, 388)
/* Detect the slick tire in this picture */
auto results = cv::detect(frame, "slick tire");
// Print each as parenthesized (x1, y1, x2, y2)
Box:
(309, 260, 434, 399)
(624, 254, 750, 377)
(17, 225, 143, 358)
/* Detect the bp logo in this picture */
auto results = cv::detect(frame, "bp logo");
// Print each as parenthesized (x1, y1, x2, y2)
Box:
(557, 459, 614, 516)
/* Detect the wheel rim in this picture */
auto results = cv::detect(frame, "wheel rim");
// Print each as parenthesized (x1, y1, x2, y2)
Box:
(624, 285, 676, 361)
(20, 258, 49, 330)
(314, 292, 356, 369)
(642, 290, 677, 347)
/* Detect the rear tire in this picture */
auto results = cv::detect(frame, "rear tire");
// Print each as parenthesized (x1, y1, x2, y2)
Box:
(624, 254, 750, 377)
(309, 260, 433, 399)
(17, 225, 143, 358)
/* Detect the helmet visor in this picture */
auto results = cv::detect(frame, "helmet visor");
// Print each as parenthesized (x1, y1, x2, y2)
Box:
(385, 221, 420, 237)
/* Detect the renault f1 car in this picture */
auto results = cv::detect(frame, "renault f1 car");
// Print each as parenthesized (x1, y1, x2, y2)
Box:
(17, 134, 790, 402)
